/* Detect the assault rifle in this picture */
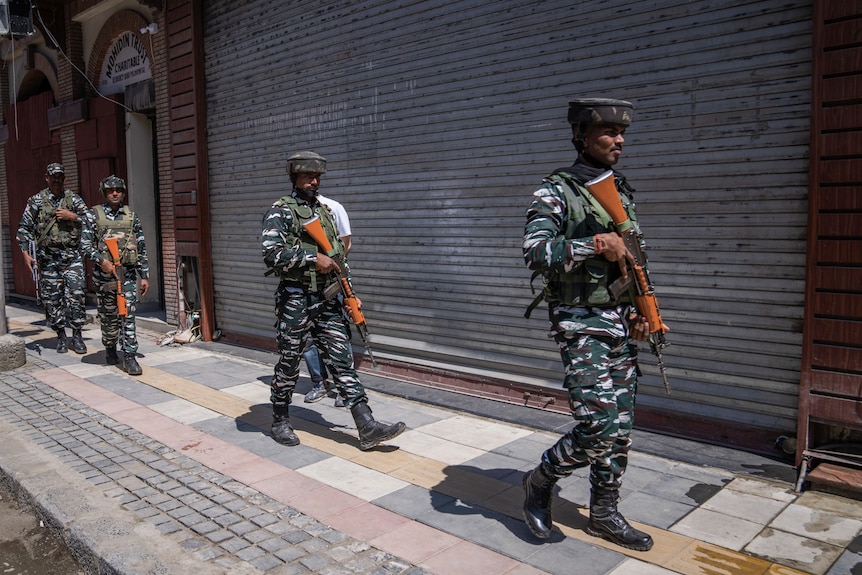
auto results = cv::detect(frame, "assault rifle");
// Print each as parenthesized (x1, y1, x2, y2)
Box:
(585, 170, 671, 393)
(302, 216, 379, 368)
(104, 237, 128, 352)
(27, 241, 41, 305)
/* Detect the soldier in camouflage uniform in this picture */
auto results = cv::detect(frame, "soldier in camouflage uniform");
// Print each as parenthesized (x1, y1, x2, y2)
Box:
(521, 99, 654, 551)
(17, 163, 93, 354)
(261, 151, 405, 450)
(81, 176, 149, 375)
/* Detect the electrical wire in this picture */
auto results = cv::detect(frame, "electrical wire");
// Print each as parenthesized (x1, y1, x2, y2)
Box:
(33, 5, 134, 113)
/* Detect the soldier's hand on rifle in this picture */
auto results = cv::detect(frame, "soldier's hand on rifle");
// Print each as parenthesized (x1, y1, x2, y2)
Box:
(595, 232, 634, 280)
(315, 253, 342, 274)
(628, 312, 650, 341)
(100, 259, 116, 276)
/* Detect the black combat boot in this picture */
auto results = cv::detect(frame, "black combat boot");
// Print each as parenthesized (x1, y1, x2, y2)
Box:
(522, 464, 558, 539)
(70, 328, 87, 354)
(122, 354, 142, 376)
(56, 329, 68, 353)
(350, 402, 405, 451)
(586, 487, 653, 551)
(271, 404, 299, 446)
(105, 346, 119, 365)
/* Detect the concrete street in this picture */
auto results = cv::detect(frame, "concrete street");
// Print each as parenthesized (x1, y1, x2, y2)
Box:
(0, 303, 859, 575)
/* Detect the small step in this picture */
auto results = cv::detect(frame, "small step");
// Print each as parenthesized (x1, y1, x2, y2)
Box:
(807, 462, 862, 496)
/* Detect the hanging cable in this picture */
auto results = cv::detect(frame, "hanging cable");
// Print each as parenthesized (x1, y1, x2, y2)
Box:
(33, 5, 134, 113)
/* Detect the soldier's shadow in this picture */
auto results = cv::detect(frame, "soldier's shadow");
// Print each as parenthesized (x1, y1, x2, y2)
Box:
(430, 464, 574, 544)
(16, 329, 45, 355)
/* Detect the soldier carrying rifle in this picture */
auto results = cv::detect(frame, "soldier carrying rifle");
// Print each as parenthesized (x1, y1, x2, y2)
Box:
(522, 99, 669, 551)
(17, 163, 92, 354)
(81, 175, 150, 376)
(261, 151, 404, 451)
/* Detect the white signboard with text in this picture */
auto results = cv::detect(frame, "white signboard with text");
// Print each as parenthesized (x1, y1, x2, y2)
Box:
(98, 31, 151, 95)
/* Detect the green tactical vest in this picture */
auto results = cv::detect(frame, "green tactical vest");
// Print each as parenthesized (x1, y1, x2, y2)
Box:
(527, 170, 639, 316)
(269, 196, 345, 292)
(36, 190, 80, 248)
(93, 205, 138, 265)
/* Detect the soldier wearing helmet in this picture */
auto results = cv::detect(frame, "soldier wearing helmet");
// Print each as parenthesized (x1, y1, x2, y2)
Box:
(261, 151, 405, 450)
(521, 99, 655, 551)
(81, 175, 150, 375)
(17, 163, 94, 354)
(286, 151, 327, 186)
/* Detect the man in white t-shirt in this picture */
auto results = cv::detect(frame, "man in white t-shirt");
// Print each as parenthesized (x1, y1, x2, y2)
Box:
(304, 194, 352, 406)
(319, 195, 351, 253)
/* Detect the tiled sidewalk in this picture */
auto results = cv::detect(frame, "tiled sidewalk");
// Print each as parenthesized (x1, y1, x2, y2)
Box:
(2, 305, 861, 575)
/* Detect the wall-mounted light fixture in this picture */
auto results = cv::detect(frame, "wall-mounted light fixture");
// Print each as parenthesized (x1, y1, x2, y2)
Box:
(139, 22, 158, 35)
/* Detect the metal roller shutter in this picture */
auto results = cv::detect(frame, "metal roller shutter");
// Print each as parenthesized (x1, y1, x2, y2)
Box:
(203, 0, 811, 434)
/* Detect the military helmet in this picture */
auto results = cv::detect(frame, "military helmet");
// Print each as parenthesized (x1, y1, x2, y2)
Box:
(568, 98, 633, 152)
(286, 151, 327, 177)
(99, 175, 127, 196)
(568, 98, 633, 128)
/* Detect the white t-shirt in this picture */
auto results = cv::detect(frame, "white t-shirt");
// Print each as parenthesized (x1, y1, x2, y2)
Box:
(318, 195, 351, 238)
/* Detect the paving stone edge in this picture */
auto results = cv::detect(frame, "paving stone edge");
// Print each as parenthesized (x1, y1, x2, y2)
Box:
(0, 415, 246, 575)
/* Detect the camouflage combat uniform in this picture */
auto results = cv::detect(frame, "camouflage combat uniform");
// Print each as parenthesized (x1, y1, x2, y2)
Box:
(523, 161, 644, 491)
(81, 203, 149, 354)
(17, 187, 93, 332)
(521, 98, 654, 551)
(264, 151, 404, 451)
(262, 191, 367, 410)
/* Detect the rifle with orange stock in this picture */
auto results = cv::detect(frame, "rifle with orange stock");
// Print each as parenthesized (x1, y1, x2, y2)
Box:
(301, 216, 379, 368)
(585, 170, 670, 393)
(104, 237, 128, 351)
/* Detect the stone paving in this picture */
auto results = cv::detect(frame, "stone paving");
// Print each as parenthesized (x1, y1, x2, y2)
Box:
(0, 353, 427, 575)
(1, 304, 861, 575)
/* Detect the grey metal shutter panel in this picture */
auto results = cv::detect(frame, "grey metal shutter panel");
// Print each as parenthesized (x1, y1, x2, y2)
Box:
(203, 0, 811, 433)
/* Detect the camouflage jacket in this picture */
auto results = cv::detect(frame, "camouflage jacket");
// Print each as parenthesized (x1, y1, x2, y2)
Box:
(17, 188, 94, 256)
(80, 203, 149, 282)
(523, 160, 645, 322)
(262, 191, 346, 291)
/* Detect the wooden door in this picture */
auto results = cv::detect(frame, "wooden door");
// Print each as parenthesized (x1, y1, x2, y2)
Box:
(797, 0, 862, 485)
(5, 92, 60, 300)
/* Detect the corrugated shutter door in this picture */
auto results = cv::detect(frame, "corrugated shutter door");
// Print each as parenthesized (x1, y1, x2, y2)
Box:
(204, 0, 811, 433)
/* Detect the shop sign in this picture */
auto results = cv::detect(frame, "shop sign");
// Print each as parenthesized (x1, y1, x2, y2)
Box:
(98, 31, 151, 95)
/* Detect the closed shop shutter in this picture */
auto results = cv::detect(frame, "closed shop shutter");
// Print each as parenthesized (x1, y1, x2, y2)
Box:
(203, 0, 811, 434)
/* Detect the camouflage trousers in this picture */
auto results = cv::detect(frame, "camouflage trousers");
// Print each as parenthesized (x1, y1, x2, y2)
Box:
(38, 251, 87, 331)
(541, 304, 639, 490)
(272, 283, 366, 409)
(96, 276, 140, 353)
